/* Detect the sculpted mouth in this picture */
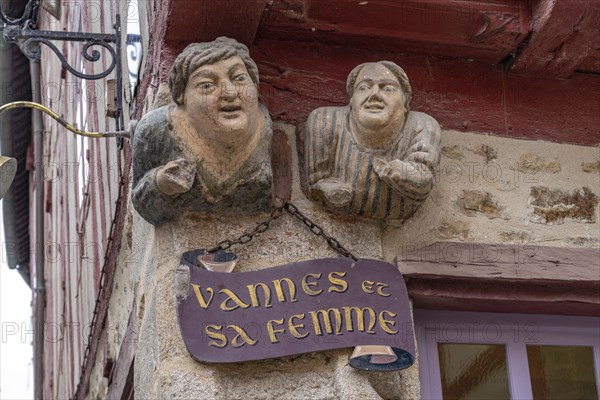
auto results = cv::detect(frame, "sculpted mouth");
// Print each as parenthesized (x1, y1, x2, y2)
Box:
(364, 103, 385, 111)
(219, 104, 242, 112)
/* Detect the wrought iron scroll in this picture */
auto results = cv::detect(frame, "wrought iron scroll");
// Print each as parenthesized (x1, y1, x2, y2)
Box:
(1, 0, 124, 130)
(126, 33, 142, 94)
(0, 0, 38, 26)
(3, 25, 120, 81)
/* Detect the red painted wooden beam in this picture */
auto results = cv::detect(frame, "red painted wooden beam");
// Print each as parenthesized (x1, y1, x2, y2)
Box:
(408, 279, 600, 316)
(137, 0, 599, 145)
(509, 0, 600, 78)
(260, 0, 531, 63)
(251, 39, 600, 145)
(578, 46, 600, 73)
(137, 0, 269, 107)
(164, 0, 268, 45)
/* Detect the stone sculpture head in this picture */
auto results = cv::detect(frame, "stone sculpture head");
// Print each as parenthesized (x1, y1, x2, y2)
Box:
(168, 37, 261, 143)
(346, 61, 412, 148)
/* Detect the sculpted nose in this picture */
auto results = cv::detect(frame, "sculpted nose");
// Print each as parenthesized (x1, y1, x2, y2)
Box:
(220, 80, 238, 101)
(368, 89, 383, 102)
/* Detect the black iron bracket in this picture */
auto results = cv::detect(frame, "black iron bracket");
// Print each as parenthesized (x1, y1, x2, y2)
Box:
(1, 0, 124, 131)
(0, 0, 38, 26)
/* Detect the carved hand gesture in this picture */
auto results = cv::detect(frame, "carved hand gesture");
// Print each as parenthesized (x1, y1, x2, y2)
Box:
(373, 158, 429, 191)
(156, 158, 196, 196)
(312, 178, 353, 209)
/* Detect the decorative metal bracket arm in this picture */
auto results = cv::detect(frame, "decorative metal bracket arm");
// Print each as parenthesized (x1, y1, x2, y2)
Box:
(2, 12, 125, 130)
(3, 22, 120, 81)
(0, 0, 39, 26)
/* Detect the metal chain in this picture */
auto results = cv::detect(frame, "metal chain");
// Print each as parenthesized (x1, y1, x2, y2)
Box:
(207, 206, 285, 253)
(208, 202, 357, 261)
(283, 203, 357, 260)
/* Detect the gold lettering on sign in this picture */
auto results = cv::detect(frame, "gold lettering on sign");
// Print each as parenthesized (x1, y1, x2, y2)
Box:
(205, 324, 227, 348)
(309, 308, 343, 335)
(302, 273, 323, 296)
(259, 306, 401, 347)
(267, 318, 285, 343)
(219, 289, 250, 311)
(362, 281, 391, 297)
(191, 284, 214, 309)
(379, 310, 398, 334)
(288, 313, 309, 339)
(376, 283, 391, 297)
(362, 280, 375, 294)
(342, 306, 376, 333)
(272, 278, 297, 303)
(327, 271, 348, 293)
(228, 325, 258, 347)
(246, 283, 272, 308)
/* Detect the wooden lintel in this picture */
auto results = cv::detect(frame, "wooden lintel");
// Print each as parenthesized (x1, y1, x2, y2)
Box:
(397, 242, 600, 282)
(510, 0, 600, 78)
(261, 0, 530, 63)
(139, 1, 600, 145)
(252, 39, 600, 145)
(164, 0, 269, 45)
(397, 242, 600, 316)
(408, 277, 600, 316)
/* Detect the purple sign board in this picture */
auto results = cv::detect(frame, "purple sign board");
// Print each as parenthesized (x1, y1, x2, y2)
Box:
(175, 249, 415, 371)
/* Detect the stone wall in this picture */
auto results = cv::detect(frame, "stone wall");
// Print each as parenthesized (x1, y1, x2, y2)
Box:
(383, 130, 599, 261)
(128, 116, 408, 399)
(89, 115, 598, 398)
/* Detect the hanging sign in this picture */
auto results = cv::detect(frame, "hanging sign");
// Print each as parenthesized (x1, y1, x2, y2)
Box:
(175, 249, 415, 371)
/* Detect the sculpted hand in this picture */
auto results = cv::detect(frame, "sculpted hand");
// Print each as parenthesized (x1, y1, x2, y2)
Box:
(373, 158, 429, 191)
(312, 178, 352, 209)
(156, 158, 196, 196)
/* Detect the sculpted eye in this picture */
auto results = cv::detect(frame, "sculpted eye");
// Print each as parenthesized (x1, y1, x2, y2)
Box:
(357, 84, 370, 92)
(197, 82, 215, 91)
(234, 74, 249, 83)
(382, 85, 397, 93)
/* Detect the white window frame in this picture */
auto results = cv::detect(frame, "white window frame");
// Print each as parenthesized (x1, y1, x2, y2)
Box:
(415, 310, 600, 400)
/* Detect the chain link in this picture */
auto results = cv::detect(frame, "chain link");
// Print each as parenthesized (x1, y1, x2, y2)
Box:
(208, 202, 358, 261)
(283, 203, 357, 261)
(207, 206, 284, 253)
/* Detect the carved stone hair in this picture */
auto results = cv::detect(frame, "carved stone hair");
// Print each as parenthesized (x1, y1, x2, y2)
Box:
(345, 61, 412, 109)
(169, 37, 260, 105)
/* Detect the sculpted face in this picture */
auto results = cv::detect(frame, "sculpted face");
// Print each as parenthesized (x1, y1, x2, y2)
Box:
(350, 63, 406, 136)
(182, 56, 260, 141)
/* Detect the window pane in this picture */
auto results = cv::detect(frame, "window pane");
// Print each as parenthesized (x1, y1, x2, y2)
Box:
(438, 343, 511, 400)
(527, 345, 598, 400)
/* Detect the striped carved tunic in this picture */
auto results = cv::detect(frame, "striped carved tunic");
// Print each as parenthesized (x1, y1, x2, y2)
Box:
(303, 106, 441, 222)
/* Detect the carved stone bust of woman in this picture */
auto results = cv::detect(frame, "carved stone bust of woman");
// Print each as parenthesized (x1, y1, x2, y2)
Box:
(132, 37, 272, 226)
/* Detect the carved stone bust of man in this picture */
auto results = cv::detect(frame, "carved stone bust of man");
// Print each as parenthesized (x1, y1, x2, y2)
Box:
(132, 37, 272, 226)
(301, 61, 441, 222)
